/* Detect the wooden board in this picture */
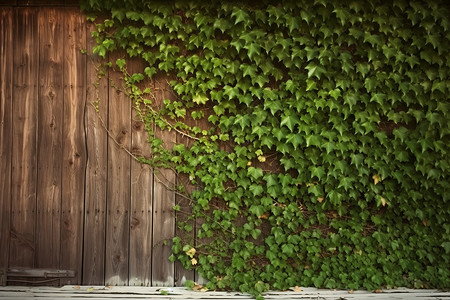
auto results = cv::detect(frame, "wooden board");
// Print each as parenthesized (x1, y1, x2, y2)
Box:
(151, 78, 176, 287)
(60, 8, 86, 285)
(2, 286, 450, 300)
(105, 52, 131, 286)
(9, 7, 39, 269)
(82, 19, 108, 286)
(0, 7, 13, 273)
(16, 0, 66, 6)
(0, 1, 17, 6)
(0, 1, 79, 6)
(35, 8, 63, 271)
(129, 61, 153, 286)
(174, 112, 196, 286)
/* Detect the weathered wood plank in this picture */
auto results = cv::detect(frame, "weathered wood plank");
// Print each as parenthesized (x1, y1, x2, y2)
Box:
(129, 61, 153, 286)
(0, 7, 13, 274)
(152, 78, 176, 287)
(105, 52, 131, 286)
(35, 8, 63, 271)
(60, 8, 86, 285)
(1, 286, 450, 300)
(82, 19, 108, 286)
(174, 113, 196, 286)
(16, 0, 65, 6)
(9, 7, 39, 269)
(7, 267, 76, 278)
(0, 1, 17, 6)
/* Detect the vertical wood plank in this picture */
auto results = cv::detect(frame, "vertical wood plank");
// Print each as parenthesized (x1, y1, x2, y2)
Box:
(61, 8, 86, 285)
(83, 20, 108, 286)
(152, 78, 176, 287)
(129, 61, 153, 286)
(174, 115, 196, 286)
(9, 7, 39, 269)
(35, 8, 63, 270)
(0, 7, 13, 272)
(105, 53, 131, 286)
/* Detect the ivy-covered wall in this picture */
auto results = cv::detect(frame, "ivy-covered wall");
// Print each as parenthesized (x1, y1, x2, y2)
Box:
(82, 0, 449, 298)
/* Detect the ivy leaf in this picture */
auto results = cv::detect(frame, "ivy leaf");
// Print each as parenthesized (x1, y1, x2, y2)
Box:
(144, 66, 156, 78)
(115, 58, 126, 69)
(329, 89, 341, 100)
(240, 64, 257, 78)
(305, 63, 326, 79)
(231, 7, 250, 25)
(442, 242, 450, 254)
(305, 135, 321, 147)
(306, 79, 318, 91)
(248, 167, 263, 180)
(356, 63, 370, 77)
(370, 93, 386, 105)
(247, 43, 262, 61)
(286, 133, 303, 150)
(310, 166, 326, 180)
(235, 114, 251, 129)
(111, 9, 125, 22)
(328, 190, 342, 205)
(393, 127, 408, 143)
(264, 100, 282, 115)
(280, 113, 300, 131)
(193, 94, 209, 105)
(285, 15, 299, 33)
(249, 184, 264, 196)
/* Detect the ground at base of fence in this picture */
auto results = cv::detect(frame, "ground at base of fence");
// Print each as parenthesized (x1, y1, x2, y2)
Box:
(0, 285, 449, 300)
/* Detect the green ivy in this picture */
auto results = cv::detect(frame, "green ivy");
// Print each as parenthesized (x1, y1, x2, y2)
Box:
(82, 0, 450, 298)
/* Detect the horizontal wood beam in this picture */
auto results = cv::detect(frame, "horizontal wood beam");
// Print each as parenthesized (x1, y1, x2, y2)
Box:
(7, 268, 76, 278)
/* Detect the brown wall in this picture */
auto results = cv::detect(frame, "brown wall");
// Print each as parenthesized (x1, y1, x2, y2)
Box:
(0, 6, 194, 286)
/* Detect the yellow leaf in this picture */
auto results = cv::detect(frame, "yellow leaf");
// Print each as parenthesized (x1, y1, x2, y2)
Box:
(258, 212, 270, 219)
(186, 247, 196, 257)
(258, 155, 266, 162)
(247, 161, 252, 166)
(293, 286, 302, 292)
(192, 283, 204, 291)
(87, 287, 94, 291)
(372, 174, 381, 185)
(317, 197, 324, 203)
(380, 197, 386, 207)
(191, 258, 198, 265)
(200, 287, 209, 292)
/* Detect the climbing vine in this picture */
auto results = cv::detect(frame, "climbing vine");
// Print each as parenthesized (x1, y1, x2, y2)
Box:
(81, 0, 450, 298)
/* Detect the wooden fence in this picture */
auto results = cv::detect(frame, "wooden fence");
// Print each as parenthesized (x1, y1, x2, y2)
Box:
(0, 4, 195, 287)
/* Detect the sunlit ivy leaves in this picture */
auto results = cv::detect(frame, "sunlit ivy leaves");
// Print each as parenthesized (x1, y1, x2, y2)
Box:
(83, 0, 450, 298)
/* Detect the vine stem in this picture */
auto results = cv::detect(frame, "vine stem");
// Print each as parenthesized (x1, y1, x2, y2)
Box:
(120, 68, 202, 142)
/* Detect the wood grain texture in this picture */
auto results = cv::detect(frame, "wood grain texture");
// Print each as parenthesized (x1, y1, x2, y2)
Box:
(35, 8, 63, 270)
(0, 1, 17, 6)
(60, 8, 86, 285)
(10, 7, 39, 269)
(0, 7, 13, 272)
(129, 61, 153, 286)
(82, 20, 108, 286)
(2, 286, 450, 300)
(174, 112, 196, 286)
(105, 52, 131, 286)
(152, 78, 176, 287)
(16, 0, 65, 6)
